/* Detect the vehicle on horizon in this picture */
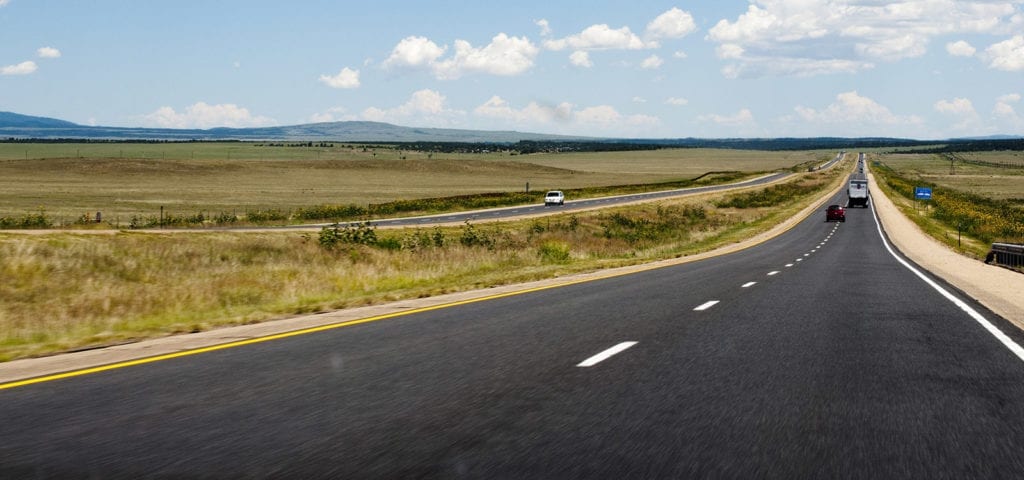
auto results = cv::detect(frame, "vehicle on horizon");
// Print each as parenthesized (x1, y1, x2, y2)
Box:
(826, 204, 845, 222)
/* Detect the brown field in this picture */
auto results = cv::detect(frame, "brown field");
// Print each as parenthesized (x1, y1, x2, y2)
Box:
(876, 152, 1024, 200)
(0, 143, 829, 221)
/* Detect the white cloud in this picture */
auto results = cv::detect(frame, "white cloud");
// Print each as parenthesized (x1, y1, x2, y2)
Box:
(318, 67, 360, 89)
(707, 1, 1022, 78)
(640, 54, 664, 69)
(37, 47, 61, 59)
(998, 93, 1021, 103)
(994, 101, 1017, 118)
(473, 96, 659, 133)
(673, 50, 688, 59)
(985, 35, 1024, 71)
(544, 24, 654, 51)
(0, 0, 9, 7)
(794, 91, 923, 130)
(569, 50, 593, 68)
(141, 102, 276, 129)
(309, 107, 350, 123)
(433, 34, 538, 79)
(1, 61, 37, 75)
(385, 34, 538, 79)
(535, 19, 552, 37)
(383, 36, 446, 69)
(361, 89, 465, 126)
(946, 40, 976, 57)
(699, 109, 755, 127)
(665, 97, 689, 106)
(645, 7, 697, 41)
(934, 97, 976, 116)
(632, 96, 647, 103)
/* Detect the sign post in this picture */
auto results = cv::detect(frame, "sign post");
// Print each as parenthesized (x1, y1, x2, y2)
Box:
(914, 187, 932, 213)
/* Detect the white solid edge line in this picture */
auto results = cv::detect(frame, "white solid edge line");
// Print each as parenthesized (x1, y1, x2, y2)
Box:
(577, 341, 638, 367)
(694, 300, 720, 311)
(869, 200, 1024, 363)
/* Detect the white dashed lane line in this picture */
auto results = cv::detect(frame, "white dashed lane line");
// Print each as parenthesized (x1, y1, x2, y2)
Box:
(767, 271, 779, 276)
(577, 342, 638, 367)
(742, 282, 757, 288)
(785, 263, 794, 267)
(694, 300, 720, 311)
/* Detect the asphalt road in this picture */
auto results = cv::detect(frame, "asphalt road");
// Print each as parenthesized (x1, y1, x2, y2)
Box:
(5, 168, 1024, 478)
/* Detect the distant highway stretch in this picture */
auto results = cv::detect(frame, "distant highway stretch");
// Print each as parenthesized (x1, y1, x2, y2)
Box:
(358, 152, 843, 228)
(8, 157, 1024, 478)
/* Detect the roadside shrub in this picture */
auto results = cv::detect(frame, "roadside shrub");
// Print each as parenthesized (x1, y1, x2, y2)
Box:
(0, 210, 52, 229)
(459, 221, 495, 249)
(538, 241, 572, 264)
(318, 222, 379, 250)
(246, 209, 288, 223)
(295, 204, 368, 221)
(214, 212, 238, 225)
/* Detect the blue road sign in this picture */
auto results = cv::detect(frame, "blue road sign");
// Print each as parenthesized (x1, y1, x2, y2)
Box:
(914, 187, 932, 200)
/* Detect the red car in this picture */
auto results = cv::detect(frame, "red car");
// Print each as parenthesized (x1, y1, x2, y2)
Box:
(826, 204, 845, 222)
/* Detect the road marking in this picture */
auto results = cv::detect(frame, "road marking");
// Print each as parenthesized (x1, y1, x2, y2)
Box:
(785, 263, 794, 267)
(796, 258, 803, 262)
(742, 282, 757, 288)
(804, 253, 810, 257)
(694, 300, 719, 311)
(577, 342, 637, 367)
(767, 271, 779, 276)
(870, 201, 1024, 363)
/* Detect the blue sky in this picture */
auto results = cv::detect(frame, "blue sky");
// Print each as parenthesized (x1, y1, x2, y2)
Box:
(2, 0, 1023, 139)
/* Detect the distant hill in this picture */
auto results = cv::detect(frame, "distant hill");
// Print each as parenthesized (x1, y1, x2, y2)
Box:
(0, 112, 585, 143)
(0, 111, 78, 128)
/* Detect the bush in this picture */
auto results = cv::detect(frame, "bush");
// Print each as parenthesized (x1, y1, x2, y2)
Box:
(459, 221, 495, 249)
(0, 210, 52, 229)
(538, 241, 572, 264)
(318, 222, 379, 250)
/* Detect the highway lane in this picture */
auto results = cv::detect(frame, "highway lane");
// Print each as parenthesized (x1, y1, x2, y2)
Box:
(4, 169, 1024, 477)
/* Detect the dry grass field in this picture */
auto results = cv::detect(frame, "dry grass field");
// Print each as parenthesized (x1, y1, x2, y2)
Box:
(877, 152, 1024, 201)
(0, 143, 829, 222)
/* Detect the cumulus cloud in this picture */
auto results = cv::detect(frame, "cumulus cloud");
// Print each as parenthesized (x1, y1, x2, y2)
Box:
(793, 91, 923, 135)
(673, 50, 688, 59)
(934, 97, 976, 115)
(699, 109, 755, 127)
(384, 36, 447, 69)
(707, 0, 1022, 78)
(361, 89, 465, 126)
(37, 47, 61, 58)
(544, 24, 653, 51)
(569, 50, 593, 68)
(535, 19, 552, 37)
(998, 93, 1021, 103)
(433, 34, 538, 79)
(985, 35, 1024, 71)
(473, 96, 659, 132)
(0, 0, 9, 7)
(309, 107, 351, 123)
(645, 7, 697, 42)
(1, 61, 37, 75)
(640, 54, 664, 69)
(384, 34, 538, 79)
(665, 97, 689, 106)
(141, 102, 276, 129)
(318, 67, 360, 89)
(946, 40, 976, 57)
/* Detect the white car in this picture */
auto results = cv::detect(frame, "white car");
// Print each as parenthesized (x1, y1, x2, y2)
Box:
(544, 190, 565, 206)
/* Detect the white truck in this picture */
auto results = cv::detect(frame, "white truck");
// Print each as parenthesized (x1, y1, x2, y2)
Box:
(847, 177, 869, 207)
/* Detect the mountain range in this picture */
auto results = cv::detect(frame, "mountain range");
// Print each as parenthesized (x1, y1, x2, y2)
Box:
(0, 111, 584, 143)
